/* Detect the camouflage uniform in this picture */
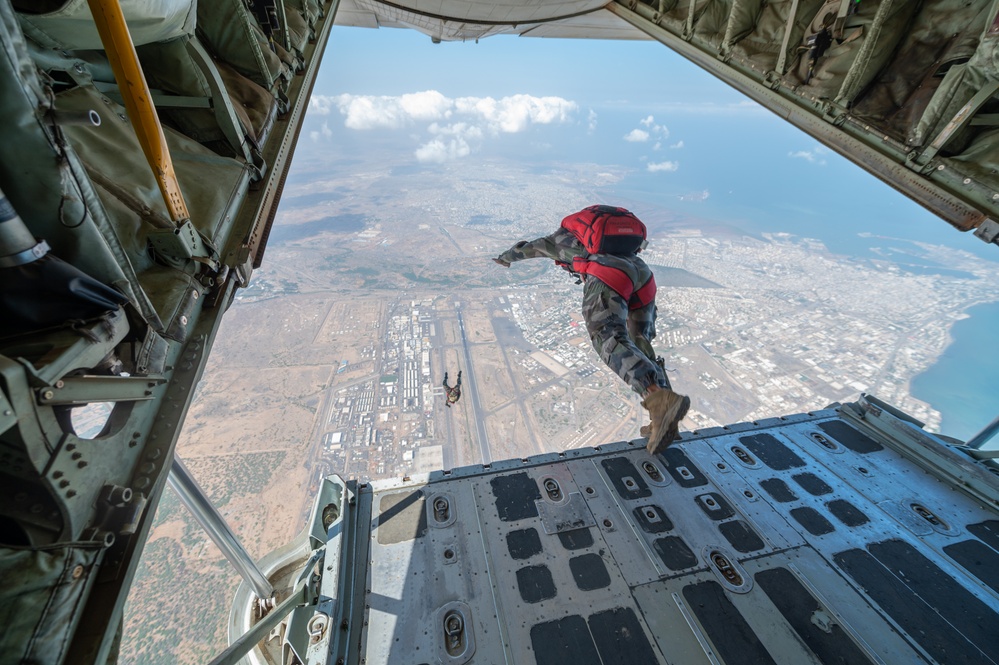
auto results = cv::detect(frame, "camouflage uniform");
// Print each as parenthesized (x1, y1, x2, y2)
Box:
(443, 371, 462, 407)
(497, 228, 668, 395)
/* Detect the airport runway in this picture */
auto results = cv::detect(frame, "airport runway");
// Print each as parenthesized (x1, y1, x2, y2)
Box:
(457, 309, 492, 464)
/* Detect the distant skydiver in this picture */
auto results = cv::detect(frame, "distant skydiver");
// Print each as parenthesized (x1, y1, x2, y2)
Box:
(493, 205, 690, 453)
(443, 370, 462, 408)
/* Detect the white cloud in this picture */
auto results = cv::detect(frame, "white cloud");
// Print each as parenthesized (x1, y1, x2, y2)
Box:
(679, 189, 710, 202)
(788, 146, 828, 165)
(626, 115, 670, 147)
(428, 122, 483, 141)
(452, 94, 577, 134)
(308, 121, 333, 142)
(415, 137, 471, 163)
(588, 109, 598, 133)
(624, 129, 650, 142)
(647, 161, 679, 172)
(309, 96, 336, 115)
(399, 91, 453, 121)
(330, 94, 415, 130)
(311, 91, 578, 163)
(313, 90, 577, 133)
(670, 140, 684, 149)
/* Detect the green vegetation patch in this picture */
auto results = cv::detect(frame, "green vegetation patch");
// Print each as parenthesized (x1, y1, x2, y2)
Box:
(183, 451, 289, 507)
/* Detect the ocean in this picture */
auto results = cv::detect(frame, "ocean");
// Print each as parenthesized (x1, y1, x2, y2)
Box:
(910, 301, 999, 445)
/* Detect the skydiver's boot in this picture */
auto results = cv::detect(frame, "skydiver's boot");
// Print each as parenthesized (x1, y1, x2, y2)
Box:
(642, 388, 690, 455)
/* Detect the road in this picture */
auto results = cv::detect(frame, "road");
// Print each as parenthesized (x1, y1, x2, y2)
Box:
(457, 308, 492, 464)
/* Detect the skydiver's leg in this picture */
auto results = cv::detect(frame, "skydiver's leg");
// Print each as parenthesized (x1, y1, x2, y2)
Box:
(582, 280, 661, 396)
(627, 302, 669, 390)
(443, 372, 449, 389)
(456, 371, 462, 387)
(583, 280, 688, 453)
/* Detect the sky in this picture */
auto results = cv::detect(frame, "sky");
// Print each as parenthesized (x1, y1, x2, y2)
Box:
(307, 25, 999, 262)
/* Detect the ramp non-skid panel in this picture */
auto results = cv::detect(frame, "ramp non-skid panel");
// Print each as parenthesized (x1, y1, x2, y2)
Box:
(791, 472, 832, 496)
(587, 607, 659, 664)
(759, 477, 797, 503)
(790, 506, 836, 536)
(754, 567, 875, 665)
(739, 433, 806, 470)
(654, 536, 698, 571)
(968, 520, 999, 550)
(569, 553, 611, 591)
(491, 472, 541, 522)
(507, 528, 544, 560)
(356, 409, 999, 664)
(530, 615, 601, 665)
(944, 539, 999, 594)
(718, 520, 766, 553)
(835, 540, 999, 664)
(517, 564, 558, 604)
(825, 499, 870, 527)
(682, 581, 778, 665)
(816, 420, 883, 453)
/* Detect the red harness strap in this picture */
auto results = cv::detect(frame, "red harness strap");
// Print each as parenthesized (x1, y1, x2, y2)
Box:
(571, 258, 657, 309)
(630, 273, 656, 309)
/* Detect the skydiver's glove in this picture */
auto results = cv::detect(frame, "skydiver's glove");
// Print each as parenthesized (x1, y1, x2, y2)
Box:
(493, 257, 511, 268)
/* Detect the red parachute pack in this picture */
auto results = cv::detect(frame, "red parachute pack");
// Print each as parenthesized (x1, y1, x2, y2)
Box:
(560, 205, 646, 255)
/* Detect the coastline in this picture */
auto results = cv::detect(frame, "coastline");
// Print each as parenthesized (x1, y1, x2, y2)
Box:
(909, 299, 999, 443)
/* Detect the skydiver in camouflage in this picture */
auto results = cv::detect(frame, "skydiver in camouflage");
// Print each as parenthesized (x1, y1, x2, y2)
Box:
(493, 219, 690, 453)
(443, 370, 462, 407)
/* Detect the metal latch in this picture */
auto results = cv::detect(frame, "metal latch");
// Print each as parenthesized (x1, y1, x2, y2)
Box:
(148, 219, 217, 269)
(434, 497, 451, 522)
(974, 218, 999, 245)
(543, 478, 562, 501)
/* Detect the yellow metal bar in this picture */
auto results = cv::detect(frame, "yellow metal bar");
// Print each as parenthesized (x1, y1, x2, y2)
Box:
(85, 0, 189, 222)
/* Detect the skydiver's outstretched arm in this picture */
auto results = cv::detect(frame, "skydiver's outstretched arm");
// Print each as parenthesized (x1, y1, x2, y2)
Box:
(495, 228, 586, 266)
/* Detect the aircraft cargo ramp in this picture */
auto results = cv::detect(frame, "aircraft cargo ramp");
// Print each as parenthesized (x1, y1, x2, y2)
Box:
(238, 394, 999, 665)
